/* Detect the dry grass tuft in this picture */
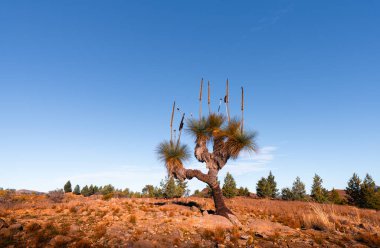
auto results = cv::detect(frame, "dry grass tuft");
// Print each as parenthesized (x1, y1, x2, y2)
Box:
(301, 204, 335, 231)
(129, 214, 137, 225)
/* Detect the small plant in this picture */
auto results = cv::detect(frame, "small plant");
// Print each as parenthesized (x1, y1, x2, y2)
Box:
(47, 189, 64, 203)
(129, 214, 137, 224)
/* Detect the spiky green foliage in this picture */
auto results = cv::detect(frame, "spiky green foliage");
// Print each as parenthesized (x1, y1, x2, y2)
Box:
(186, 117, 209, 141)
(187, 115, 256, 159)
(207, 113, 225, 134)
(187, 114, 226, 140)
(224, 127, 256, 159)
(157, 141, 190, 176)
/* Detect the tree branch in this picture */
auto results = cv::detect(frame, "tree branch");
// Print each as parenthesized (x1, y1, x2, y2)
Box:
(194, 137, 218, 170)
(185, 169, 210, 184)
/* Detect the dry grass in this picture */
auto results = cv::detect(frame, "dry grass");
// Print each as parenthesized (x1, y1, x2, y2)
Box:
(129, 214, 137, 225)
(0, 194, 379, 247)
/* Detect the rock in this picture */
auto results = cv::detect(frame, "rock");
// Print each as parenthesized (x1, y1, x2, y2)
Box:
(217, 244, 226, 248)
(254, 232, 267, 238)
(240, 234, 250, 240)
(0, 218, 8, 229)
(69, 224, 80, 234)
(190, 206, 199, 212)
(48, 235, 72, 247)
(189, 215, 234, 229)
(248, 219, 297, 237)
(9, 223, 23, 232)
(202, 210, 209, 216)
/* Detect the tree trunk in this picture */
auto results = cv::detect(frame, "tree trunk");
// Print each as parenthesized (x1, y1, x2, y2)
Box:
(210, 183, 233, 218)
(181, 168, 242, 226)
(209, 181, 242, 226)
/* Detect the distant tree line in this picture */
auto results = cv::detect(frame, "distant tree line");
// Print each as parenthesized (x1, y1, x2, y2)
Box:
(193, 171, 379, 210)
(253, 171, 379, 210)
(62, 176, 189, 200)
(5, 170, 378, 210)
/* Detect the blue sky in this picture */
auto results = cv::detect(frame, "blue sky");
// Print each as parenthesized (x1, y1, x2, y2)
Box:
(0, 1, 379, 193)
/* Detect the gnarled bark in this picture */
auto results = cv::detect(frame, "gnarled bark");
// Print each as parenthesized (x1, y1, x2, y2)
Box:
(177, 167, 240, 225)
(189, 137, 240, 225)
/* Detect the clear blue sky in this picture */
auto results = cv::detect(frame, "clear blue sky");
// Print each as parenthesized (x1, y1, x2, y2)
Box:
(0, 1, 379, 193)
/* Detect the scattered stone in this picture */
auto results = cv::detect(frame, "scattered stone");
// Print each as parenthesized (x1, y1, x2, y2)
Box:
(202, 210, 209, 216)
(69, 224, 80, 234)
(240, 234, 249, 240)
(254, 232, 266, 238)
(190, 206, 199, 212)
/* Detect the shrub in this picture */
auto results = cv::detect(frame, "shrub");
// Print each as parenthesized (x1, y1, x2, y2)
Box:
(129, 214, 137, 224)
(102, 193, 114, 201)
(281, 187, 293, 200)
(47, 189, 64, 203)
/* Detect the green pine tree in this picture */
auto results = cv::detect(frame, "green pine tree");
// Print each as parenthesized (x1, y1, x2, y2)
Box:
(361, 174, 380, 209)
(89, 185, 95, 196)
(81, 185, 90, 197)
(73, 185, 81, 195)
(256, 171, 278, 198)
(237, 187, 250, 196)
(292, 177, 306, 201)
(164, 176, 177, 198)
(267, 171, 278, 198)
(311, 174, 328, 203)
(256, 177, 270, 197)
(101, 184, 115, 195)
(64, 180, 72, 193)
(281, 187, 293, 200)
(346, 173, 362, 206)
(329, 188, 342, 204)
(222, 172, 237, 198)
(175, 179, 187, 198)
(142, 185, 155, 197)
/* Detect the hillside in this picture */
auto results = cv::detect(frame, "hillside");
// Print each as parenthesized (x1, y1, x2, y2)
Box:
(1, 194, 379, 247)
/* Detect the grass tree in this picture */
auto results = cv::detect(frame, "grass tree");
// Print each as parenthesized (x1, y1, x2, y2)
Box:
(157, 79, 256, 224)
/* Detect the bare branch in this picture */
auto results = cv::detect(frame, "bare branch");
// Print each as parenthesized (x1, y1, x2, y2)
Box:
(185, 169, 210, 183)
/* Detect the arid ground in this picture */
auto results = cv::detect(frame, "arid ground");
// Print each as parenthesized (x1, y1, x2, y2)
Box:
(1, 194, 379, 247)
